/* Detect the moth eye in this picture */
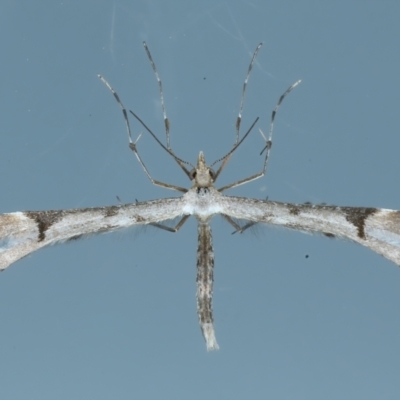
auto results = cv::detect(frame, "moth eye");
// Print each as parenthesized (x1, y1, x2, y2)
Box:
(189, 169, 197, 179)
(208, 169, 215, 179)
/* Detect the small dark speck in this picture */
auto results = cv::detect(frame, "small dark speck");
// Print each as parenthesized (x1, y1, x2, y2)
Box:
(203, 77, 206, 80)
(305, 254, 309, 259)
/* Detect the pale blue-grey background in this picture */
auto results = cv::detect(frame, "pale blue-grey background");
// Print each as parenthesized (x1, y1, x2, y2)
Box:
(1, 1, 400, 399)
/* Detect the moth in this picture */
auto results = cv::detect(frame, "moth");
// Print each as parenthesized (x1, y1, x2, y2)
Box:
(1, 43, 399, 351)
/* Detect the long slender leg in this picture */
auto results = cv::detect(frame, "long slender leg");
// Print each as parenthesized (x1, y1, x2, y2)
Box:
(100, 43, 195, 180)
(98, 74, 135, 145)
(212, 117, 259, 182)
(141, 42, 194, 179)
(213, 43, 263, 182)
(230, 197, 270, 234)
(142, 42, 171, 149)
(149, 215, 190, 233)
(231, 220, 256, 235)
(221, 214, 245, 232)
(235, 43, 263, 144)
(128, 109, 193, 180)
(132, 198, 190, 232)
(197, 221, 219, 351)
(98, 74, 188, 193)
(259, 79, 302, 155)
(217, 79, 301, 193)
(220, 78, 300, 229)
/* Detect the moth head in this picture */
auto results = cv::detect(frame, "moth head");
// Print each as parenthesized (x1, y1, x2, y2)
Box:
(189, 151, 215, 187)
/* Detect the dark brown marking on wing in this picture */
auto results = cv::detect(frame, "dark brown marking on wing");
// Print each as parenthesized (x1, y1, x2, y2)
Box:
(26, 210, 64, 242)
(342, 207, 377, 239)
(288, 205, 301, 215)
(135, 215, 146, 223)
(103, 206, 120, 217)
